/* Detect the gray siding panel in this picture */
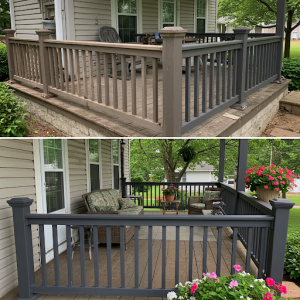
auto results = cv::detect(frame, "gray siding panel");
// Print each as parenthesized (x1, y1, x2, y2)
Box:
(101, 140, 113, 189)
(207, 0, 217, 32)
(0, 140, 39, 298)
(180, 0, 194, 32)
(143, 0, 159, 33)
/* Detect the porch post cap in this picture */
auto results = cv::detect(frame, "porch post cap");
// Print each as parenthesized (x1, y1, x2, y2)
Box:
(3, 29, 16, 34)
(36, 29, 52, 35)
(7, 198, 34, 208)
(159, 27, 188, 37)
(233, 27, 251, 34)
(269, 198, 295, 209)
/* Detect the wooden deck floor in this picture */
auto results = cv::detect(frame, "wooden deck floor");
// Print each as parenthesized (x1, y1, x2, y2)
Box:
(5, 212, 258, 300)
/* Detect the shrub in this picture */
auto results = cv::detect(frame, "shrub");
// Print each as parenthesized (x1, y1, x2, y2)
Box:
(282, 58, 300, 91)
(0, 82, 32, 137)
(0, 43, 9, 82)
(284, 231, 300, 280)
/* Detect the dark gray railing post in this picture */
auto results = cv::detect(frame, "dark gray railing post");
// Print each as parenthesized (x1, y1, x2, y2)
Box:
(218, 139, 225, 183)
(121, 177, 126, 198)
(3, 29, 16, 83)
(275, 0, 286, 80)
(36, 29, 52, 98)
(159, 27, 187, 137)
(7, 198, 39, 300)
(267, 198, 294, 283)
(231, 27, 250, 110)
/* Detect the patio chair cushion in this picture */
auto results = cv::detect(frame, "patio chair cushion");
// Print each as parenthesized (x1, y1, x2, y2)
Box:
(119, 198, 137, 210)
(190, 203, 205, 209)
(118, 206, 144, 215)
(203, 191, 221, 204)
(87, 190, 120, 212)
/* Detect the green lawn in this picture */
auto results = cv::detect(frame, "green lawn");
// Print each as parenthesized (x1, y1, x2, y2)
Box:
(285, 40, 300, 58)
(286, 195, 300, 206)
(288, 209, 300, 234)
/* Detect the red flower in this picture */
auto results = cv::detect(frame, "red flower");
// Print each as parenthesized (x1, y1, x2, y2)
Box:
(270, 170, 276, 174)
(259, 167, 266, 171)
(273, 181, 279, 186)
(268, 176, 274, 181)
(266, 277, 275, 287)
(277, 176, 282, 179)
(279, 285, 287, 294)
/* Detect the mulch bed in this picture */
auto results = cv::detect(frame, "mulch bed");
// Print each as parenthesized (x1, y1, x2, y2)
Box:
(23, 115, 65, 137)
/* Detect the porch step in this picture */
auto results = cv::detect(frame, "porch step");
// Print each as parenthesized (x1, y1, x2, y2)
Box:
(280, 91, 300, 115)
(282, 281, 300, 299)
(269, 128, 300, 137)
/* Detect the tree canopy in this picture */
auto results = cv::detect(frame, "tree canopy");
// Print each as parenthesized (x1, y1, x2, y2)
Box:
(0, 0, 10, 35)
(218, 0, 300, 57)
(130, 139, 300, 183)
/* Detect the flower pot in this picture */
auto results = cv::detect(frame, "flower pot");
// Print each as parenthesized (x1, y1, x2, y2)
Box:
(165, 195, 175, 202)
(256, 187, 279, 204)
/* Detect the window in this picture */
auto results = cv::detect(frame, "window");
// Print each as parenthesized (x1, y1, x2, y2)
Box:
(162, 0, 176, 28)
(42, 139, 65, 213)
(118, 0, 137, 43)
(182, 173, 187, 182)
(89, 140, 101, 192)
(196, 0, 206, 33)
(113, 140, 120, 189)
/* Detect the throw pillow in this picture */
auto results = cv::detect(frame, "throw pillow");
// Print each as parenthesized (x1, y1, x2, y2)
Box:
(119, 198, 137, 210)
(87, 192, 117, 212)
(202, 191, 221, 203)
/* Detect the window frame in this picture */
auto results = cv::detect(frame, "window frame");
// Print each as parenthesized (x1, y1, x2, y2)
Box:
(88, 139, 102, 192)
(112, 140, 121, 190)
(194, 0, 207, 33)
(160, 0, 177, 29)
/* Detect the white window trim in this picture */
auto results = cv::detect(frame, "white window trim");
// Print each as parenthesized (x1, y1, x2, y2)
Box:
(112, 140, 121, 190)
(9, 0, 16, 30)
(194, 0, 208, 33)
(111, 0, 142, 37)
(87, 139, 102, 192)
(159, 0, 177, 29)
(39, 139, 69, 214)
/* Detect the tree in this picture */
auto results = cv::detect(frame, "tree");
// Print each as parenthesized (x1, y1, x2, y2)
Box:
(0, 0, 10, 35)
(218, 0, 300, 58)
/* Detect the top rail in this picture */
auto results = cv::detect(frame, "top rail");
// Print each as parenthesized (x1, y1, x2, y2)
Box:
(247, 35, 281, 46)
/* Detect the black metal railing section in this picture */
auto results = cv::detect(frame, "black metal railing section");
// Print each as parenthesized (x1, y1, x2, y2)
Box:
(219, 183, 238, 215)
(122, 181, 220, 209)
(8, 197, 280, 300)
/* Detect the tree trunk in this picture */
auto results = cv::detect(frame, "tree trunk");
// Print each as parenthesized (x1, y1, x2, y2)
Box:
(284, 10, 294, 58)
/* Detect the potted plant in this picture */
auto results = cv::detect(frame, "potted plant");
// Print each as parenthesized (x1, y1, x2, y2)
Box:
(244, 165, 297, 204)
(178, 145, 197, 162)
(162, 184, 180, 202)
(167, 265, 292, 300)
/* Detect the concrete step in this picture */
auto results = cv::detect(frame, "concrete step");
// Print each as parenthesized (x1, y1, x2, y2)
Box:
(269, 128, 300, 137)
(282, 281, 300, 299)
(280, 91, 300, 115)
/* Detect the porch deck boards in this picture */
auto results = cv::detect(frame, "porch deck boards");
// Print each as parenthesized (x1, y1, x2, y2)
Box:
(5, 212, 257, 300)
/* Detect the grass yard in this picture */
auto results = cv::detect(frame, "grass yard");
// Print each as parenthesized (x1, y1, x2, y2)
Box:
(284, 40, 300, 58)
(286, 195, 300, 206)
(288, 209, 300, 234)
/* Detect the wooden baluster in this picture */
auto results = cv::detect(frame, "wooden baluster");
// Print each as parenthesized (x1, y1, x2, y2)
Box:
(121, 55, 127, 112)
(88, 51, 94, 100)
(96, 52, 102, 103)
(52, 48, 59, 89)
(103, 53, 110, 105)
(69, 49, 75, 95)
(75, 50, 81, 97)
(142, 57, 147, 118)
(63, 48, 69, 93)
(48, 48, 54, 87)
(112, 54, 118, 108)
(153, 57, 158, 123)
(131, 56, 137, 115)
(57, 48, 64, 91)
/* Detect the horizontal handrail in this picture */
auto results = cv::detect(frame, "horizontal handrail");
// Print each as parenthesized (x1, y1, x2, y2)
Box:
(247, 36, 281, 46)
(238, 192, 273, 215)
(26, 213, 274, 227)
(125, 181, 218, 186)
(220, 183, 238, 194)
(9, 37, 38, 42)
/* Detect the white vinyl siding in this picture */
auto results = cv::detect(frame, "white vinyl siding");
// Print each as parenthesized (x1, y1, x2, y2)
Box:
(101, 140, 114, 189)
(68, 139, 88, 214)
(124, 140, 130, 181)
(0, 140, 39, 298)
(74, 0, 111, 41)
(207, 0, 217, 32)
(12, 0, 43, 38)
(142, 0, 158, 33)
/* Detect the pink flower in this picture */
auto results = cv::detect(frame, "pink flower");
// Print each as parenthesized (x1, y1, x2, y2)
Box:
(245, 178, 250, 182)
(264, 185, 269, 189)
(271, 164, 276, 167)
(257, 171, 262, 176)
(209, 272, 217, 279)
(275, 188, 280, 192)
(278, 169, 283, 174)
(277, 176, 282, 179)
(246, 170, 252, 174)
(268, 176, 274, 181)
(266, 278, 275, 287)
(264, 292, 273, 300)
(279, 285, 287, 294)
(253, 167, 258, 169)
(273, 181, 279, 186)
(229, 280, 238, 287)
(215, 279, 219, 283)
(190, 283, 198, 294)
(233, 265, 241, 272)
(259, 167, 266, 171)
(289, 185, 293, 189)
(295, 184, 298, 187)
(280, 181, 285, 184)
(271, 170, 276, 174)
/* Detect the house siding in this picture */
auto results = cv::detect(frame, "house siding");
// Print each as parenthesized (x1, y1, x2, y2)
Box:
(142, 0, 159, 33)
(207, 0, 217, 32)
(12, 0, 43, 38)
(0, 139, 39, 298)
(68, 139, 88, 214)
(180, 0, 194, 32)
(101, 140, 113, 189)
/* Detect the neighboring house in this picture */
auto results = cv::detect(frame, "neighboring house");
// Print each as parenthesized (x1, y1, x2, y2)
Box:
(9, 0, 219, 41)
(0, 139, 130, 298)
(217, 17, 262, 34)
(181, 164, 217, 182)
(262, 23, 300, 40)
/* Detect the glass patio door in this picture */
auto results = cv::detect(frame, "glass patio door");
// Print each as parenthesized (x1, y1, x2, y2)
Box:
(40, 139, 68, 262)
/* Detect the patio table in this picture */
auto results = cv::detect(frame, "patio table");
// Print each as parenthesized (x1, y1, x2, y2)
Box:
(161, 200, 180, 215)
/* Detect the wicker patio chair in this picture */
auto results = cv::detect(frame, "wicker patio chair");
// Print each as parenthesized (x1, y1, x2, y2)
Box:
(82, 189, 144, 249)
(188, 187, 223, 215)
(99, 26, 143, 80)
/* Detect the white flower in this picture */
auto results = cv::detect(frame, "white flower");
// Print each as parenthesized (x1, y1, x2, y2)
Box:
(247, 298, 251, 300)
(228, 286, 232, 289)
(190, 297, 196, 300)
(262, 285, 266, 288)
(202, 276, 207, 280)
(192, 279, 200, 283)
(185, 281, 192, 286)
(254, 279, 258, 282)
(250, 285, 253, 288)
(179, 297, 183, 300)
(167, 291, 177, 300)
(259, 279, 264, 282)
(240, 296, 244, 298)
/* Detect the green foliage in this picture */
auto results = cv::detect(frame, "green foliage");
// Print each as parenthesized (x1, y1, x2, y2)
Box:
(0, 82, 31, 137)
(288, 209, 300, 233)
(282, 58, 300, 91)
(0, 0, 10, 35)
(285, 231, 300, 279)
(178, 144, 197, 162)
(0, 43, 8, 82)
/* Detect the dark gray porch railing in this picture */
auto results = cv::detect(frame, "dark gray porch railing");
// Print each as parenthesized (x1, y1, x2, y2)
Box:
(8, 196, 294, 300)
(181, 28, 282, 134)
(121, 179, 220, 209)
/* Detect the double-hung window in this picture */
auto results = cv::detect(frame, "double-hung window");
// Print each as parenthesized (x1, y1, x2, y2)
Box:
(89, 140, 101, 192)
(118, 0, 137, 43)
(112, 140, 120, 189)
(162, 0, 176, 28)
(196, 0, 206, 33)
